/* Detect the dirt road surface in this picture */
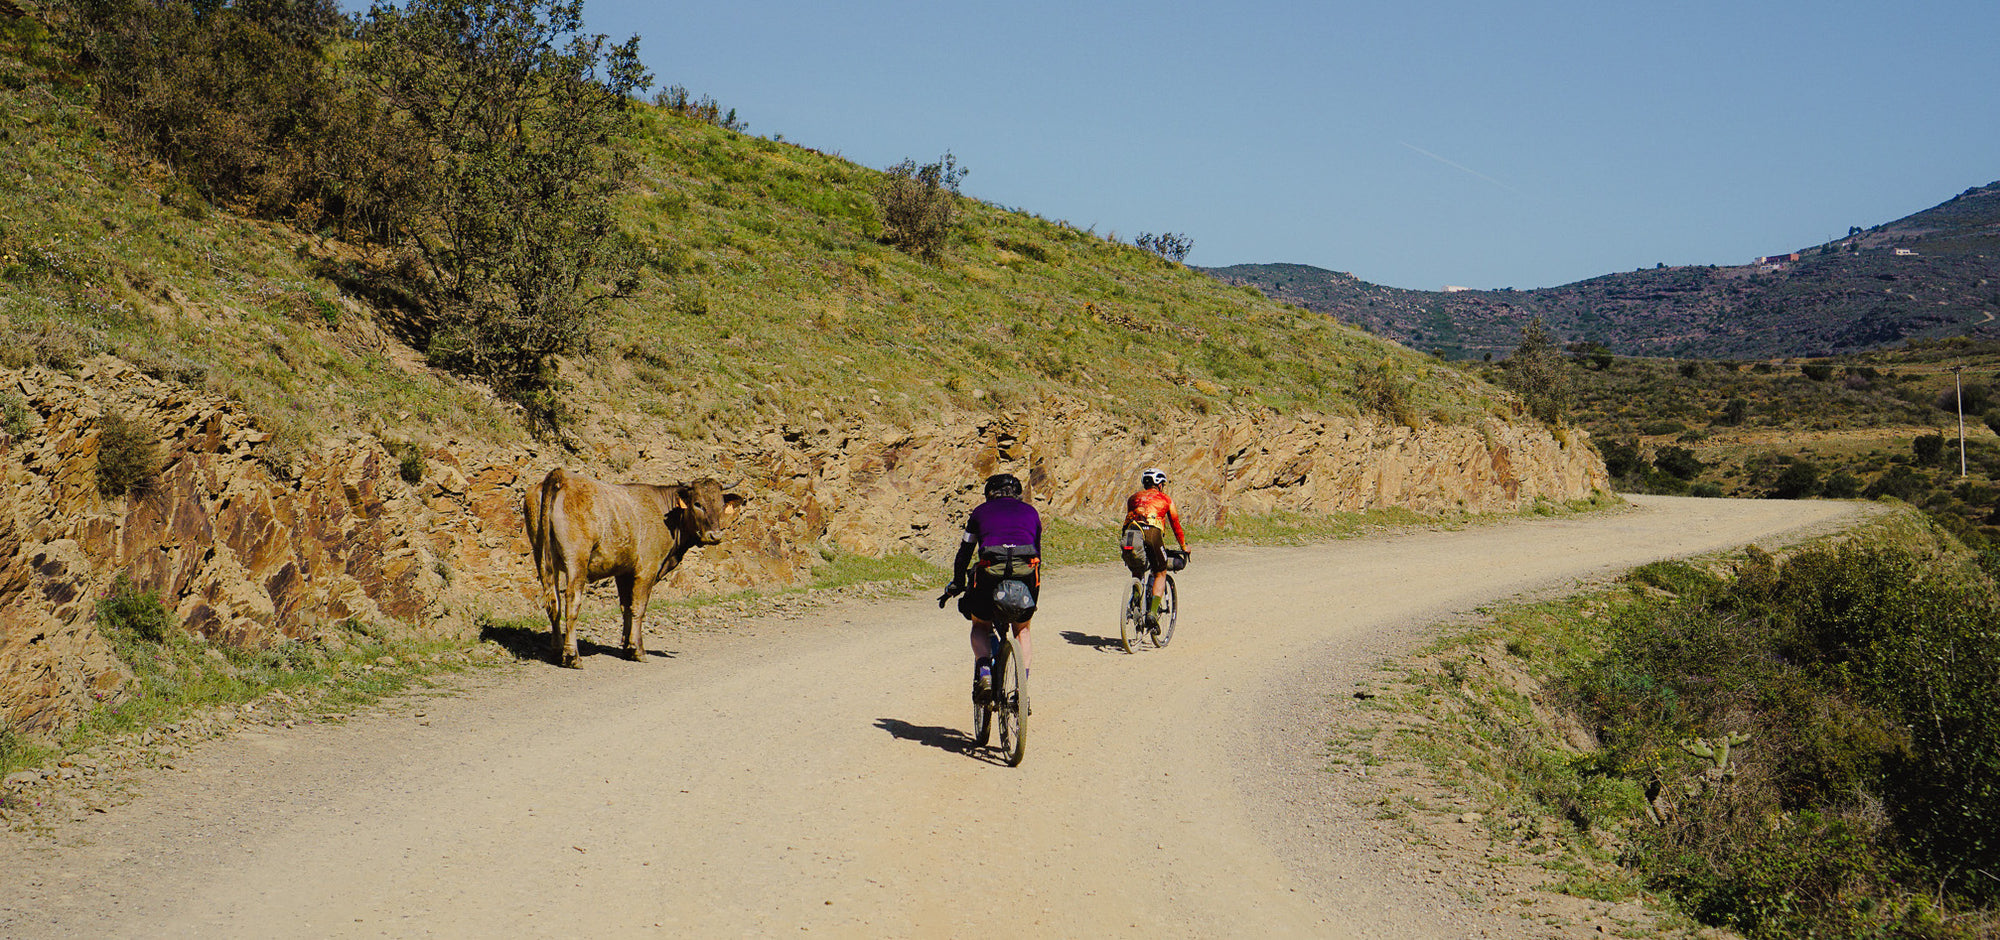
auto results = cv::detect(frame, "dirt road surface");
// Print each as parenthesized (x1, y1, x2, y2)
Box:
(1, 495, 1870, 938)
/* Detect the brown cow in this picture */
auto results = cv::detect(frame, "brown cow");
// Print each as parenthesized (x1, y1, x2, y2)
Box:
(524, 468, 747, 668)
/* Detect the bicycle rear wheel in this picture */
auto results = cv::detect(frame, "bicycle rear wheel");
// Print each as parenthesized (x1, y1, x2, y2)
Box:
(1154, 575, 1177, 647)
(997, 634, 1027, 766)
(1118, 581, 1144, 653)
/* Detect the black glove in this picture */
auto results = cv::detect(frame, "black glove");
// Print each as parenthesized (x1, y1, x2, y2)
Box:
(937, 581, 964, 608)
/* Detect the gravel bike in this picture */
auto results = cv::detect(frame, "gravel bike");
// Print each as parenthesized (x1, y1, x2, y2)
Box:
(939, 546, 1035, 766)
(1119, 548, 1186, 654)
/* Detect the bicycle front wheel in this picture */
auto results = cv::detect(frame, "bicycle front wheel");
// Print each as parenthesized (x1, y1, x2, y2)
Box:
(1155, 575, 1178, 647)
(1119, 582, 1144, 653)
(997, 635, 1027, 766)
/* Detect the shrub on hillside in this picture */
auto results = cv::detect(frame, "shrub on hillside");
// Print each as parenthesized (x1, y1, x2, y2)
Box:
(1915, 433, 1947, 466)
(1935, 382, 1992, 415)
(1800, 362, 1834, 381)
(1719, 397, 1750, 426)
(652, 84, 745, 131)
(1501, 316, 1571, 426)
(96, 572, 174, 643)
(95, 410, 159, 498)
(1353, 357, 1417, 427)
(1134, 232, 1194, 264)
(1822, 469, 1862, 498)
(875, 152, 966, 259)
(1766, 458, 1820, 499)
(1653, 445, 1705, 481)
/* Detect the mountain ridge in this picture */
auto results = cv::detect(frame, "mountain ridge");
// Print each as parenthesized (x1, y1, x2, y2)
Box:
(1206, 181, 2000, 360)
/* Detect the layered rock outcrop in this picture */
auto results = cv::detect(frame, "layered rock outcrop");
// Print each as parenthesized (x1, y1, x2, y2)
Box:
(0, 358, 1605, 738)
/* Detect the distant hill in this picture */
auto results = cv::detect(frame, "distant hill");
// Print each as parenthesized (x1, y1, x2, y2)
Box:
(1206, 181, 2000, 360)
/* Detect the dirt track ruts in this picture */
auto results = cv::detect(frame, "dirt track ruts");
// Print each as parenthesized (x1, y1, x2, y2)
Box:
(0, 494, 1872, 938)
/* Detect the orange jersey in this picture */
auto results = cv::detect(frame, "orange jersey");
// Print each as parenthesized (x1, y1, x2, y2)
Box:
(1124, 489, 1185, 544)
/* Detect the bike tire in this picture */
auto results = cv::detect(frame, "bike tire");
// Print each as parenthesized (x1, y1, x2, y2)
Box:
(1119, 582, 1144, 653)
(1155, 575, 1178, 647)
(972, 656, 992, 748)
(998, 633, 1027, 766)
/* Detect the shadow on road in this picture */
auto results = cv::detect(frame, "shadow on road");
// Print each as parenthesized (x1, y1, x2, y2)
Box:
(875, 717, 1023, 767)
(1059, 630, 1123, 652)
(478, 622, 677, 666)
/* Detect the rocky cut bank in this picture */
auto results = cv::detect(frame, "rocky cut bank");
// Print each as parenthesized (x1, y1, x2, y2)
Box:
(0, 356, 1607, 738)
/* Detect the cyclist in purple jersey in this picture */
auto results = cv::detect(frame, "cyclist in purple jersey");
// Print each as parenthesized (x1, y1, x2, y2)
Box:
(945, 473, 1042, 695)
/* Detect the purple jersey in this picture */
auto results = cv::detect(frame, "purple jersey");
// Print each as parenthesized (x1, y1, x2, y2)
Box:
(965, 496, 1041, 552)
(952, 496, 1042, 577)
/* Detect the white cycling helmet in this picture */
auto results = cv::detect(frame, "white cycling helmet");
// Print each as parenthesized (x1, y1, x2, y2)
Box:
(1140, 467, 1168, 487)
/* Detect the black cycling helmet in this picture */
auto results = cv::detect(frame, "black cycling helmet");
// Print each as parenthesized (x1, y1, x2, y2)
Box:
(984, 472, 1022, 498)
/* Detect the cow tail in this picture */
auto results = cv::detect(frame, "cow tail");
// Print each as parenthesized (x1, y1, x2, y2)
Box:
(538, 468, 566, 602)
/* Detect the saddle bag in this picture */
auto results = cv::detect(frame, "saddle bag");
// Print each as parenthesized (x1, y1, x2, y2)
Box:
(991, 578, 1037, 620)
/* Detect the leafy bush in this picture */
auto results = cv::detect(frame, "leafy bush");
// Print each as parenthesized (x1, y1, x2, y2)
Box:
(1800, 362, 1834, 381)
(1134, 231, 1193, 263)
(394, 440, 424, 484)
(1353, 356, 1416, 427)
(95, 409, 160, 497)
(1821, 469, 1862, 498)
(1653, 445, 1705, 480)
(1720, 397, 1750, 426)
(1914, 433, 1946, 466)
(1561, 541, 2000, 934)
(1766, 458, 1820, 499)
(652, 84, 745, 131)
(874, 152, 966, 259)
(96, 572, 174, 643)
(1501, 316, 1571, 425)
(1, 392, 30, 436)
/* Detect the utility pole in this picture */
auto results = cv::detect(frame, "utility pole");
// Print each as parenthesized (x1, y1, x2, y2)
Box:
(1954, 365, 1967, 477)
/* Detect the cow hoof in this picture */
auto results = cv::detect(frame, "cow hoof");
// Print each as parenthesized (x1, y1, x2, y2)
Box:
(558, 653, 580, 669)
(625, 648, 644, 662)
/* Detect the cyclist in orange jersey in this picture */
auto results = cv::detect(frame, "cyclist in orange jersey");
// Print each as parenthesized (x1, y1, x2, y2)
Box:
(1120, 467, 1188, 627)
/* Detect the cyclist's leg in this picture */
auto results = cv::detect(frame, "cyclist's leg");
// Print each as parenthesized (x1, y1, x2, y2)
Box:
(969, 617, 995, 660)
(1011, 618, 1031, 672)
(1142, 526, 1168, 597)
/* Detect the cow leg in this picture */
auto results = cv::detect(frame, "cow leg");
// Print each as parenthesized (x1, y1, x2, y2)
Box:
(628, 578, 657, 662)
(558, 575, 585, 668)
(616, 573, 643, 661)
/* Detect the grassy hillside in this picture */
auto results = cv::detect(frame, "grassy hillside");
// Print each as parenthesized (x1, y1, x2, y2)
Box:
(1209, 181, 2000, 361)
(0, 12, 1504, 456)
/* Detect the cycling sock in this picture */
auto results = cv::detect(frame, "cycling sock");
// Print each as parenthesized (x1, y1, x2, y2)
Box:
(1147, 594, 1162, 618)
(976, 657, 993, 679)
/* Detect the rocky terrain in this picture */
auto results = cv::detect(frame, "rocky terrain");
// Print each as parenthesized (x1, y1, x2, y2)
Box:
(0, 357, 1606, 740)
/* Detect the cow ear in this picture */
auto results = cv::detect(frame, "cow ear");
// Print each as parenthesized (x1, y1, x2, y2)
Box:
(721, 493, 746, 524)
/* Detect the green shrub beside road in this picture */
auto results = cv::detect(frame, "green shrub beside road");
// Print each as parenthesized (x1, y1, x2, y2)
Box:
(1384, 513, 2000, 938)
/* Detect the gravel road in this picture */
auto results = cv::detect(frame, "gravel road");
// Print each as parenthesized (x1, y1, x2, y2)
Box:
(0, 494, 1870, 938)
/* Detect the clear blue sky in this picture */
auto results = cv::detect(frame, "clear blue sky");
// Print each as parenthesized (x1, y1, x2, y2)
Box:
(394, 1, 2000, 292)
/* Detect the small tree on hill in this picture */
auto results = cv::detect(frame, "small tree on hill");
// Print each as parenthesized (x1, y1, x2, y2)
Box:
(1502, 316, 1571, 426)
(875, 153, 966, 259)
(354, 0, 652, 436)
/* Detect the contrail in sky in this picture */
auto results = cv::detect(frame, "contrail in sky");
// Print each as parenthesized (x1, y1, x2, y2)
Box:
(1398, 141, 1526, 197)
